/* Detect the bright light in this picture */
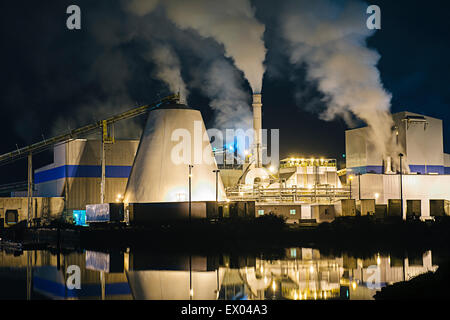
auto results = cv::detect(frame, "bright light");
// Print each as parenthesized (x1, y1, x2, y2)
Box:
(349, 175, 354, 181)
(244, 150, 249, 155)
(226, 198, 230, 203)
(239, 192, 244, 196)
(352, 281, 357, 290)
(269, 166, 276, 173)
(374, 193, 380, 199)
(294, 292, 298, 300)
(309, 265, 314, 273)
(190, 289, 194, 297)
(272, 281, 276, 291)
(117, 194, 123, 199)
(377, 256, 381, 265)
(324, 291, 327, 299)
(307, 184, 313, 190)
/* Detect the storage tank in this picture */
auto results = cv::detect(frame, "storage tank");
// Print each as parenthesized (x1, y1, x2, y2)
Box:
(124, 102, 226, 203)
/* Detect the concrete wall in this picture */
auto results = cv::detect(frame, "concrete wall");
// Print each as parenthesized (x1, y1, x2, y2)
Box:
(0, 197, 64, 224)
(35, 139, 139, 210)
(393, 112, 444, 171)
(353, 173, 450, 218)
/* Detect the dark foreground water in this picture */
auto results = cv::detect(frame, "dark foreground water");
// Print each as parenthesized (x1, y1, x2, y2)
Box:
(0, 247, 442, 300)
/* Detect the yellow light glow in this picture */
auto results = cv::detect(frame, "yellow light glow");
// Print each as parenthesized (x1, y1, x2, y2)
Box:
(374, 193, 380, 199)
(272, 281, 276, 291)
(190, 289, 194, 297)
(309, 265, 314, 273)
(117, 194, 122, 199)
(239, 192, 244, 196)
(352, 281, 357, 290)
(307, 184, 313, 189)
(314, 292, 317, 300)
(377, 256, 381, 265)
(294, 292, 298, 300)
(226, 199, 230, 203)
(269, 166, 275, 173)
(324, 291, 327, 299)
(349, 175, 354, 181)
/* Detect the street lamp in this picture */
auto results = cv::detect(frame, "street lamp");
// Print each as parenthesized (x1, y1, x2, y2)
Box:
(213, 169, 220, 203)
(189, 165, 194, 223)
(399, 153, 404, 220)
(348, 175, 354, 199)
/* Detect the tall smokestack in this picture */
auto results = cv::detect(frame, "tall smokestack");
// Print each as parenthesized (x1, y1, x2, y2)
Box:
(252, 93, 262, 168)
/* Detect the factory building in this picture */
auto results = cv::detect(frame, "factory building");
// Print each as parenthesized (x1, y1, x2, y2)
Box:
(346, 111, 450, 219)
(279, 158, 342, 189)
(34, 139, 139, 217)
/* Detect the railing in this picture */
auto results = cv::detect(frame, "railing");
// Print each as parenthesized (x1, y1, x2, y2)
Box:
(226, 185, 351, 203)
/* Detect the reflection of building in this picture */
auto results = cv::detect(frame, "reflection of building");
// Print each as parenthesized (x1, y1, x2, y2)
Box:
(0, 247, 439, 300)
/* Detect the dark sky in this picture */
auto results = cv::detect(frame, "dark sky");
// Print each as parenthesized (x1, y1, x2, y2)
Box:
(0, 0, 449, 183)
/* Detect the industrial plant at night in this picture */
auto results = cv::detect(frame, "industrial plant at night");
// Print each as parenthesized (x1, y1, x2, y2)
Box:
(1, 0, 450, 304)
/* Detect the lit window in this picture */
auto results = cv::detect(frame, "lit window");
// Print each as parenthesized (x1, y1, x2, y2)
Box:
(290, 209, 296, 215)
(290, 248, 297, 258)
(258, 210, 264, 216)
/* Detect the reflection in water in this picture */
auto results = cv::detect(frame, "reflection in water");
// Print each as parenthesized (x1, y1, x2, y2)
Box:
(0, 247, 439, 300)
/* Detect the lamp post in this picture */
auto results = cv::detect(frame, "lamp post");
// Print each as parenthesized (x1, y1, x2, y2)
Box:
(348, 175, 354, 199)
(399, 153, 404, 220)
(189, 165, 194, 223)
(357, 173, 361, 200)
(213, 169, 220, 203)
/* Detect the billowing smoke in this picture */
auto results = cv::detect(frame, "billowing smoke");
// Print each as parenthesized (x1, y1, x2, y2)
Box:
(200, 60, 252, 130)
(123, 0, 257, 132)
(280, 0, 399, 159)
(124, 0, 266, 94)
(147, 43, 188, 102)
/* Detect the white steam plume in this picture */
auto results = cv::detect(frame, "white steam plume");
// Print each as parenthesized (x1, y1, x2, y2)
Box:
(147, 43, 188, 102)
(281, 0, 398, 159)
(124, 0, 266, 93)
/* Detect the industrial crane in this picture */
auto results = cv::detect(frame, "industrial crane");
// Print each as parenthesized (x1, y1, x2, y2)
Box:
(0, 93, 180, 226)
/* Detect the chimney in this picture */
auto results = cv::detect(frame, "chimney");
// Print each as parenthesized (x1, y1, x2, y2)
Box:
(252, 93, 262, 168)
(385, 156, 394, 174)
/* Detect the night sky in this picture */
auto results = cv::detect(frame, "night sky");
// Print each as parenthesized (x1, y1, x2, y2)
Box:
(0, 0, 449, 183)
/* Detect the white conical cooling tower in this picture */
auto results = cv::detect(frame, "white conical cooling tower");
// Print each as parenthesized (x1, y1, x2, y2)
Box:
(125, 102, 226, 203)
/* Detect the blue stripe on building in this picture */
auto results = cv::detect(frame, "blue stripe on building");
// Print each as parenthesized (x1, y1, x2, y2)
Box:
(35, 165, 132, 184)
(347, 166, 383, 174)
(349, 165, 446, 175)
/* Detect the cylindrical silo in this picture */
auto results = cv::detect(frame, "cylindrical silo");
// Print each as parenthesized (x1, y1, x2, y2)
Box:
(124, 102, 227, 203)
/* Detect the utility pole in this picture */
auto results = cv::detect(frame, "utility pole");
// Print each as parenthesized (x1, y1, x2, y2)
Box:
(101, 137, 105, 204)
(399, 153, 404, 220)
(189, 165, 194, 223)
(101, 120, 115, 204)
(27, 152, 32, 227)
(358, 173, 361, 200)
(348, 175, 354, 199)
(213, 169, 220, 202)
